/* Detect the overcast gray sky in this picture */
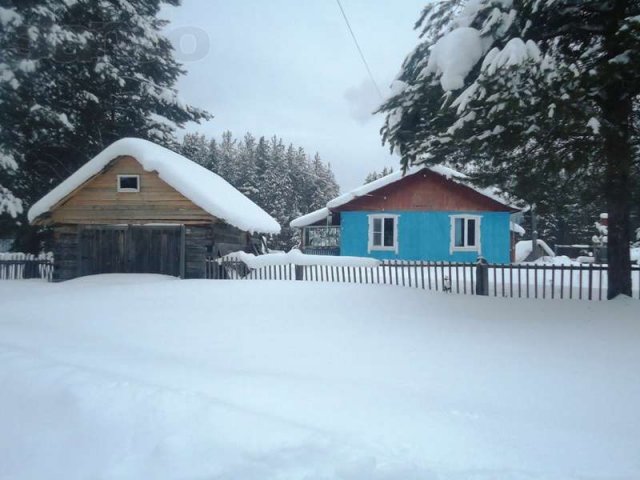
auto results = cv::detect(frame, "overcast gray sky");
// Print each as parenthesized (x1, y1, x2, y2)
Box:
(161, 0, 425, 191)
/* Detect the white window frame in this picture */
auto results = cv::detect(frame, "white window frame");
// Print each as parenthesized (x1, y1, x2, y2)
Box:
(450, 214, 481, 254)
(368, 214, 399, 253)
(117, 174, 140, 192)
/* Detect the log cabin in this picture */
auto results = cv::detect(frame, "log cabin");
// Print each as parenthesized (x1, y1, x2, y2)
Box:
(291, 165, 522, 263)
(28, 138, 280, 281)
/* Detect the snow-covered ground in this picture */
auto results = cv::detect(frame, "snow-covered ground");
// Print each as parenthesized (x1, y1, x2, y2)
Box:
(1, 276, 639, 480)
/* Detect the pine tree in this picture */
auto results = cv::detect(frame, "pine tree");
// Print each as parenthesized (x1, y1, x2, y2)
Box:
(236, 133, 259, 199)
(364, 166, 394, 184)
(284, 144, 304, 216)
(260, 136, 294, 250)
(378, 0, 640, 298)
(216, 131, 237, 183)
(253, 136, 271, 206)
(180, 133, 209, 167)
(0, 0, 210, 250)
(206, 138, 219, 172)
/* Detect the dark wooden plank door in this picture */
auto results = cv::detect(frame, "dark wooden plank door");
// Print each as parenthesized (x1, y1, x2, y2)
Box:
(128, 226, 181, 276)
(79, 226, 181, 277)
(79, 227, 127, 276)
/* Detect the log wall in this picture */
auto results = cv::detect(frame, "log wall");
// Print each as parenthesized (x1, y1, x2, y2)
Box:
(46, 156, 215, 225)
(50, 222, 251, 281)
(52, 225, 79, 282)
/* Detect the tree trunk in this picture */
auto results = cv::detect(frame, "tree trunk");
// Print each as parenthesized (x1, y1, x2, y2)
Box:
(602, 92, 633, 298)
(601, 1, 633, 298)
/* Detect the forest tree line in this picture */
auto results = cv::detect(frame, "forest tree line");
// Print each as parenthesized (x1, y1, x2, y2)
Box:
(180, 132, 339, 250)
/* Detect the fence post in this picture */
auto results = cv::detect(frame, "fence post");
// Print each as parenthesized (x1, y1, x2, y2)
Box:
(475, 257, 489, 296)
(24, 260, 38, 279)
(295, 264, 304, 281)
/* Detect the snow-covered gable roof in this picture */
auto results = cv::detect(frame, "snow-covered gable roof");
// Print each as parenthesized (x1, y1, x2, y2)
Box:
(28, 138, 281, 234)
(326, 165, 519, 211)
(289, 207, 330, 228)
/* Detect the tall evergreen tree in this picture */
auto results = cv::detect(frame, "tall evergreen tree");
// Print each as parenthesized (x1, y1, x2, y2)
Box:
(206, 138, 219, 173)
(0, 0, 210, 250)
(236, 133, 258, 199)
(284, 143, 305, 218)
(216, 131, 236, 183)
(260, 137, 294, 249)
(180, 133, 209, 167)
(378, 0, 640, 298)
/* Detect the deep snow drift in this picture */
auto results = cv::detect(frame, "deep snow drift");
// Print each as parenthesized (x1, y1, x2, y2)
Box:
(0, 276, 638, 480)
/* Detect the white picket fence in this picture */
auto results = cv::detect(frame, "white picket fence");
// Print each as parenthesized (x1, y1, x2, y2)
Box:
(0, 252, 54, 281)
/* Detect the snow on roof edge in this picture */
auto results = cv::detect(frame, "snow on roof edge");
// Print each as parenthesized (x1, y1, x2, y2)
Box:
(28, 138, 280, 234)
(290, 207, 330, 228)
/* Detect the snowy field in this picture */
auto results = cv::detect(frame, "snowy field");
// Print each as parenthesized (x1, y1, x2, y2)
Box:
(1, 276, 639, 480)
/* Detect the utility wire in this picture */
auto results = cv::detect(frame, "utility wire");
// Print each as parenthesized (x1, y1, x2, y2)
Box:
(335, 0, 384, 100)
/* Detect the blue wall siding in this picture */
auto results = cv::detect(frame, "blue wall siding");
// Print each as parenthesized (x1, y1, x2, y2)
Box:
(340, 210, 511, 263)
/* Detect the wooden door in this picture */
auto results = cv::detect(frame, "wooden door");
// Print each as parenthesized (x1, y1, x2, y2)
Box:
(79, 226, 127, 276)
(127, 226, 181, 276)
(79, 226, 182, 277)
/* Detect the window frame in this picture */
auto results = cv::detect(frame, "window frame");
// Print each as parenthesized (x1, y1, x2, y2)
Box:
(450, 214, 481, 253)
(368, 214, 399, 253)
(117, 174, 140, 193)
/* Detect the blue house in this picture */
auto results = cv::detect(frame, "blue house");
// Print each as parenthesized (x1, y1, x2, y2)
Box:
(291, 166, 521, 263)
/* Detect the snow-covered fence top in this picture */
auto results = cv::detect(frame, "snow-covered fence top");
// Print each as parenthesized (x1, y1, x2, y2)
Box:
(222, 249, 380, 269)
(0, 252, 52, 261)
(0, 252, 54, 281)
(28, 138, 280, 234)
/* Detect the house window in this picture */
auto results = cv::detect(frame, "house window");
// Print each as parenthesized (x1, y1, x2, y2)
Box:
(450, 215, 481, 252)
(117, 175, 140, 192)
(368, 214, 398, 252)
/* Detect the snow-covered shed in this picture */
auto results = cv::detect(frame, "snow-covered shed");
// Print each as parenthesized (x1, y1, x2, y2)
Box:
(291, 165, 521, 263)
(28, 138, 280, 281)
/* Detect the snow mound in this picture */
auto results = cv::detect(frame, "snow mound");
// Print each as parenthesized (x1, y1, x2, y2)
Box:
(27, 138, 280, 234)
(515, 239, 555, 263)
(223, 249, 380, 268)
(510, 221, 525, 236)
(423, 27, 492, 91)
(528, 255, 580, 266)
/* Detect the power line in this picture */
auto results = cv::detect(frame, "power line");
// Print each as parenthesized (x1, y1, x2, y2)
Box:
(335, 0, 384, 100)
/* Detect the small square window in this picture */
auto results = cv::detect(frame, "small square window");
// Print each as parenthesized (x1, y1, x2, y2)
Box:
(451, 215, 480, 252)
(117, 175, 140, 192)
(369, 215, 398, 252)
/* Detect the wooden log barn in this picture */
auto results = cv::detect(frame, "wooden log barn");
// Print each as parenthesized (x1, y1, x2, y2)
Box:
(28, 138, 280, 281)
